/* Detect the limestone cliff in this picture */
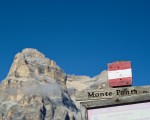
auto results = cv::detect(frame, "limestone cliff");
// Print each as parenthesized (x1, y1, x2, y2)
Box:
(0, 48, 108, 120)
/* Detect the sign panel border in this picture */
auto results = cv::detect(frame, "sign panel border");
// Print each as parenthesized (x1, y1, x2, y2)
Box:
(80, 92, 150, 120)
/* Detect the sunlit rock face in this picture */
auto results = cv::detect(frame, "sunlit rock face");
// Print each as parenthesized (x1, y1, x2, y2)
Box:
(0, 48, 108, 120)
(7, 48, 66, 82)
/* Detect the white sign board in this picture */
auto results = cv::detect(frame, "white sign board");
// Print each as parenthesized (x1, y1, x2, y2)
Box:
(88, 102, 150, 120)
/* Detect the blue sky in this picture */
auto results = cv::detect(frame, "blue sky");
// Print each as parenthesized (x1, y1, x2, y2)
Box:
(0, 0, 150, 86)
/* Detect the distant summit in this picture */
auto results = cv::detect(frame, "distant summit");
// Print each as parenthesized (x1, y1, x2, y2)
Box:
(7, 48, 66, 82)
(0, 48, 108, 120)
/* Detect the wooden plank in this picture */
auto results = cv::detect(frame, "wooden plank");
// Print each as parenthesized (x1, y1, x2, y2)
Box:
(80, 93, 150, 120)
(75, 86, 150, 101)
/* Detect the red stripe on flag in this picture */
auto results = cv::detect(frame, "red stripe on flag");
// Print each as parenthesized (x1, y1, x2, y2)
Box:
(108, 61, 131, 71)
(108, 77, 132, 87)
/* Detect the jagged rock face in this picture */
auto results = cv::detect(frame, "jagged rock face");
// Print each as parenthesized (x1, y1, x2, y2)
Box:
(8, 48, 66, 82)
(66, 71, 109, 108)
(0, 48, 109, 120)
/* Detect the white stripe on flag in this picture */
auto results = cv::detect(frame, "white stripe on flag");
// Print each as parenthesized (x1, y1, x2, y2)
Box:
(108, 68, 132, 80)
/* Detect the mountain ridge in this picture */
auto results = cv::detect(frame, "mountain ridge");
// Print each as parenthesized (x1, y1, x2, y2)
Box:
(0, 48, 108, 120)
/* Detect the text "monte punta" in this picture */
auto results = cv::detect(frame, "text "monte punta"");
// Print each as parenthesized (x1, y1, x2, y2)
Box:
(88, 89, 138, 98)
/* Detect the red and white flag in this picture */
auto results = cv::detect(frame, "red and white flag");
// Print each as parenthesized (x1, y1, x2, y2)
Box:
(108, 61, 132, 87)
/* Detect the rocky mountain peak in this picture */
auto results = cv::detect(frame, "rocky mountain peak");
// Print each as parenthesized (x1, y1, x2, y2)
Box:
(22, 48, 45, 59)
(7, 48, 66, 82)
(0, 48, 109, 120)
